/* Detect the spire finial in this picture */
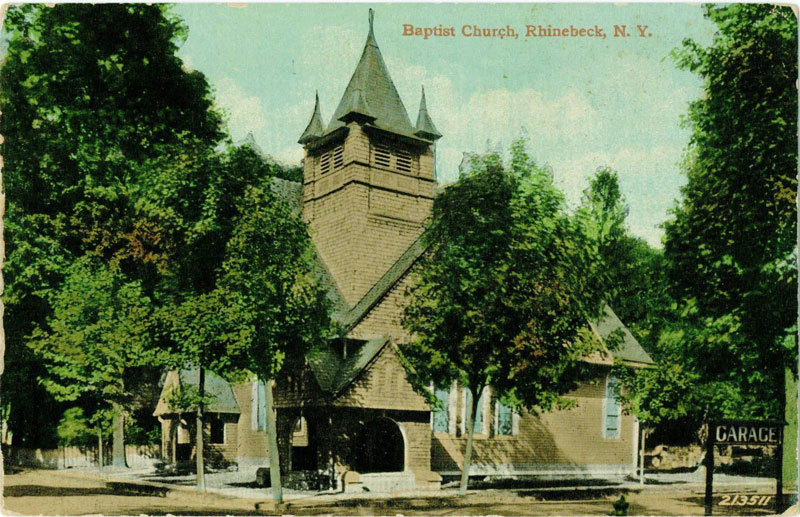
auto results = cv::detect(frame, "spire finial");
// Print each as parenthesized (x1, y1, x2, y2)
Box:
(368, 8, 374, 36)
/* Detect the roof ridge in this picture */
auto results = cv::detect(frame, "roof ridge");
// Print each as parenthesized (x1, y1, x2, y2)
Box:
(340, 231, 429, 332)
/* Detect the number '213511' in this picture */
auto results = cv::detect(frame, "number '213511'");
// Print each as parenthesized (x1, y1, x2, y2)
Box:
(718, 494, 773, 506)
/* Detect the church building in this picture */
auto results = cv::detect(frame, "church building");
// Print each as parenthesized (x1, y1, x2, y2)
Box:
(154, 10, 653, 492)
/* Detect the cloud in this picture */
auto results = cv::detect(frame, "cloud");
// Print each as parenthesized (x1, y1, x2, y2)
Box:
(214, 78, 268, 141)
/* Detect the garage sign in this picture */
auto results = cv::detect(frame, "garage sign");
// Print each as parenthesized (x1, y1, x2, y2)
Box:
(704, 419, 786, 516)
(713, 422, 781, 445)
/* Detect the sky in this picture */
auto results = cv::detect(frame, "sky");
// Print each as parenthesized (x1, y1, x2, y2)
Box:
(173, 3, 718, 247)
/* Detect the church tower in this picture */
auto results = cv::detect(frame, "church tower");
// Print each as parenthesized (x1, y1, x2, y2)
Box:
(298, 10, 442, 306)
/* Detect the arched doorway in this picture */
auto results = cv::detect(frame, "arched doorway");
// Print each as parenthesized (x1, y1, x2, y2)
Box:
(352, 418, 405, 473)
(290, 416, 318, 471)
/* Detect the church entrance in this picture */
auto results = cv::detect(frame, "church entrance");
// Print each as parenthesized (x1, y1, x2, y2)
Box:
(352, 417, 405, 473)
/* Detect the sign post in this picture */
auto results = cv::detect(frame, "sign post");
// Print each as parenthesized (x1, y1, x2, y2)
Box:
(704, 420, 786, 516)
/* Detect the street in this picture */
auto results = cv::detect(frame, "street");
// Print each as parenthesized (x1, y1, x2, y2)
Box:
(2, 468, 787, 516)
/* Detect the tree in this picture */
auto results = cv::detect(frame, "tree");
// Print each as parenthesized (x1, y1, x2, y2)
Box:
(1, 3, 223, 451)
(573, 168, 685, 427)
(219, 183, 333, 503)
(401, 140, 606, 495)
(28, 257, 154, 467)
(574, 167, 672, 347)
(157, 289, 253, 491)
(664, 4, 797, 419)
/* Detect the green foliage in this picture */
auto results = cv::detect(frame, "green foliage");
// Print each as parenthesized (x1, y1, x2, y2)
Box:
(28, 257, 154, 411)
(1, 4, 223, 214)
(57, 408, 100, 447)
(401, 139, 606, 413)
(124, 412, 161, 446)
(663, 4, 797, 419)
(219, 183, 334, 382)
(1, 3, 224, 447)
(56, 407, 112, 447)
(162, 384, 218, 414)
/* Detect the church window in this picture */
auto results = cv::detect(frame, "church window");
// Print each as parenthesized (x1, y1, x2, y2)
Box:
(251, 380, 266, 431)
(603, 375, 620, 438)
(462, 387, 487, 435)
(432, 386, 450, 432)
(210, 416, 225, 444)
(494, 399, 519, 436)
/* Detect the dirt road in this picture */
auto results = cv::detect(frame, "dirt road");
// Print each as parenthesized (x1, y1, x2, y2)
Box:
(2, 468, 783, 516)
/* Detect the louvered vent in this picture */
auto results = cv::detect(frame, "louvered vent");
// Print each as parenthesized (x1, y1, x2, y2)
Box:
(374, 143, 391, 168)
(396, 148, 412, 173)
(320, 152, 331, 175)
(332, 145, 344, 170)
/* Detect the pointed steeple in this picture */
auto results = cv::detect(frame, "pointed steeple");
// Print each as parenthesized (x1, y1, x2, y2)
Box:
(328, 9, 414, 135)
(414, 86, 442, 141)
(299, 91, 326, 144)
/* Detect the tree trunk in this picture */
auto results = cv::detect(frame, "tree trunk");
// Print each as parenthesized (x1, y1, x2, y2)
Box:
(111, 401, 127, 467)
(639, 427, 646, 485)
(97, 428, 104, 474)
(171, 418, 177, 464)
(459, 388, 478, 496)
(196, 368, 206, 492)
(264, 378, 283, 503)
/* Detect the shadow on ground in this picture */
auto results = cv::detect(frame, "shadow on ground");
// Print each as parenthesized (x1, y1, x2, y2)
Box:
(4, 486, 120, 498)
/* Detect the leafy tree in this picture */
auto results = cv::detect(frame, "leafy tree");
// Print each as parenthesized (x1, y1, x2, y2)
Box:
(573, 168, 685, 430)
(1, 4, 222, 215)
(218, 183, 333, 502)
(1, 3, 223, 451)
(574, 167, 672, 348)
(57, 407, 96, 448)
(28, 257, 154, 466)
(156, 289, 253, 491)
(401, 140, 605, 495)
(664, 4, 797, 419)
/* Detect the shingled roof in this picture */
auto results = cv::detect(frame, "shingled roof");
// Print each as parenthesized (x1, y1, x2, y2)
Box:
(307, 337, 390, 396)
(590, 304, 654, 365)
(153, 369, 240, 416)
(415, 86, 442, 141)
(298, 91, 326, 144)
(326, 9, 415, 137)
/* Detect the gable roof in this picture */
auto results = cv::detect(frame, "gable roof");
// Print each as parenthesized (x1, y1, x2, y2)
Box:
(337, 232, 428, 332)
(153, 369, 241, 416)
(306, 337, 390, 396)
(327, 10, 414, 137)
(590, 304, 654, 366)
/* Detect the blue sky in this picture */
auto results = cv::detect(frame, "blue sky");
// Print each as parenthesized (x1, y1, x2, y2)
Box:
(173, 3, 717, 247)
